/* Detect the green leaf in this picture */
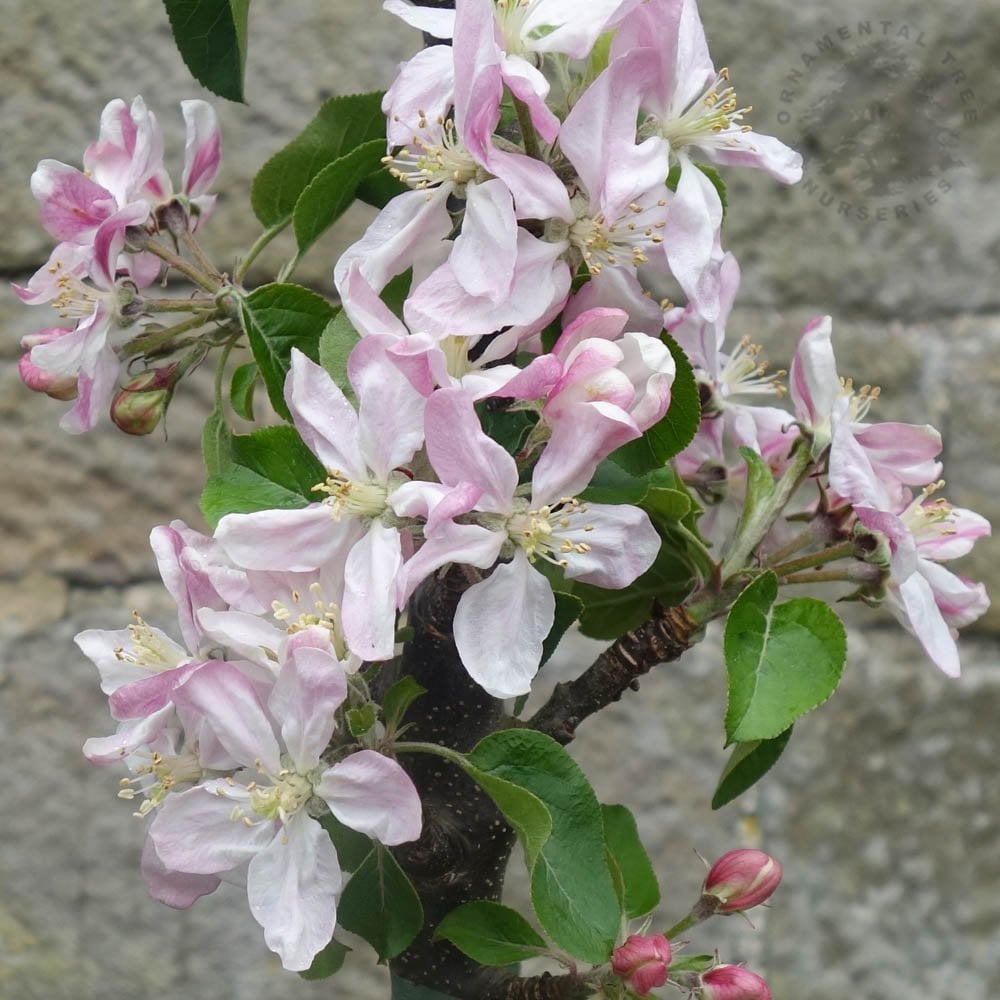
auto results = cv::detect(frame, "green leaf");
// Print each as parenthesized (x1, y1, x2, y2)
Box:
(229, 362, 259, 421)
(461, 766, 551, 871)
(299, 937, 350, 980)
(541, 592, 583, 669)
(337, 845, 423, 962)
(696, 163, 728, 218)
(347, 704, 377, 737)
(576, 542, 695, 640)
(320, 815, 372, 873)
(240, 283, 337, 421)
(466, 730, 621, 964)
(357, 169, 408, 210)
(318, 311, 361, 404)
(229, 424, 327, 500)
(382, 676, 426, 731)
(163, 0, 250, 102)
(724, 572, 847, 743)
(200, 465, 308, 528)
(667, 954, 716, 974)
(251, 92, 387, 227)
(293, 139, 389, 254)
(734, 446, 777, 534)
(434, 901, 547, 966)
(601, 804, 660, 919)
(712, 727, 793, 810)
(609, 333, 700, 475)
(390, 977, 459, 1000)
(478, 403, 537, 459)
(201, 406, 233, 477)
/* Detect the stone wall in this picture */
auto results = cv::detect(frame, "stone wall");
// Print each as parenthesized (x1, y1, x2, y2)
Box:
(1, 2, 997, 998)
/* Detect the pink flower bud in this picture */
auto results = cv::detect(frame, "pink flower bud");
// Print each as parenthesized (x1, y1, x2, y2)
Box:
(18, 353, 78, 400)
(702, 849, 782, 914)
(699, 965, 772, 1000)
(611, 933, 672, 996)
(110, 365, 178, 435)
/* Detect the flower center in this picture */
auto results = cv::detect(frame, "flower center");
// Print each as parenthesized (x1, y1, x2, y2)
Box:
(383, 118, 480, 191)
(114, 611, 187, 672)
(118, 746, 204, 817)
(313, 471, 389, 520)
(644, 68, 753, 151)
(507, 497, 593, 568)
(493, 0, 532, 55)
(840, 377, 881, 422)
(272, 582, 349, 661)
(47, 258, 106, 320)
(567, 194, 667, 274)
(901, 481, 956, 541)
(246, 770, 314, 824)
(720, 337, 786, 399)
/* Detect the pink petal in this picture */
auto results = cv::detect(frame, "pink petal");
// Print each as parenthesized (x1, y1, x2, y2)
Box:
(247, 813, 342, 971)
(181, 100, 222, 197)
(316, 750, 422, 845)
(453, 552, 555, 698)
(141, 835, 221, 909)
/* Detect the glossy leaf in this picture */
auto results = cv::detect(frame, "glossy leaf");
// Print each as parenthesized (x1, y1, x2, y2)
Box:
(337, 845, 423, 962)
(229, 362, 258, 421)
(601, 804, 660, 919)
(201, 406, 233, 477)
(609, 333, 700, 475)
(712, 727, 793, 810)
(466, 730, 621, 964)
(382, 677, 426, 731)
(724, 572, 847, 743)
(318, 311, 360, 404)
(319, 815, 372, 874)
(299, 938, 350, 981)
(251, 92, 387, 227)
(240, 283, 337, 421)
(293, 139, 389, 254)
(229, 424, 327, 500)
(163, 0, 250, 103)
(200, 466, 308, 528)
(435, 901, 547, 966)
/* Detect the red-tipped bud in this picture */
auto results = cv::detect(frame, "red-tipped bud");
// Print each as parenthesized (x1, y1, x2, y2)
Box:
(698, 965, 772, 1000)
(611, 933, 672, 996)
(18, 353, 78, 400)
(702, 849, 782, 914)
(110, 365, 178, 435)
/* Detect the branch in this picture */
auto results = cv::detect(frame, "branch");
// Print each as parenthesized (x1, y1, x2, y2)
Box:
(528, 603, 700, 745)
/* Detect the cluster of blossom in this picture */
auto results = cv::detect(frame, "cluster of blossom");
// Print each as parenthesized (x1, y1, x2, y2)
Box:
(15, 96, 222, 432)
(79, 519, 422, 971)
(610, 849, 783, 997)
(53, 0, 990, 981)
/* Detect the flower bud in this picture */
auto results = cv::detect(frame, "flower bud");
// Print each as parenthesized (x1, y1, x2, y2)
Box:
(701, 849, 782, 914)
(110, 365, 178, 435)
(18, 353, 78, 400)
(611, 933, 672, 996)
(699, 965, 772, 1000)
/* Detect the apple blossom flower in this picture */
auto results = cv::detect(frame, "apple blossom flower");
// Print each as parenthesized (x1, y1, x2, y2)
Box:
(215, 346, 428, 661)
(698, 965, 772, 1000)
(398, 387, 661, 697)
(149, 654, 421, 971)
(612, 933, 672, 996)
(701, 849, 783, 914)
